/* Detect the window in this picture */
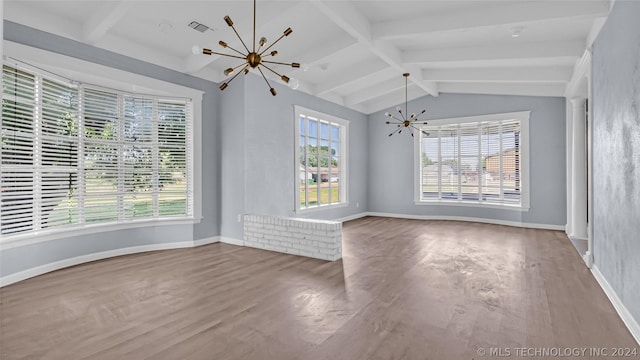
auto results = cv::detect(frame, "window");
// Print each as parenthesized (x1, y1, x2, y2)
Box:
(416, 111, 529, 209)
(1, 63, 194, 238)
(294, 106, 348, 211)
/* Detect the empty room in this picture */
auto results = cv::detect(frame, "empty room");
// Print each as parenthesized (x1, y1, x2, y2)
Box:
(0, 0, 639, 359)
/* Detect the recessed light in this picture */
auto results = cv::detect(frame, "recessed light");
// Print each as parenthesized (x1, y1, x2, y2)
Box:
(159, 20, 173, 33)
(511, 26, 524, 38)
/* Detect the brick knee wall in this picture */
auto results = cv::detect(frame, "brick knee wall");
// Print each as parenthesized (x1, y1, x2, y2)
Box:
(243, 214, 342, 261)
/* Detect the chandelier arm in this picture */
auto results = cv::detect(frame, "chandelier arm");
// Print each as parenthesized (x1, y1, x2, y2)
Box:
(262, 60, 296, 67)
(258, 33, 287, 56)
(388, 127, 403, 137)
(256, 66, 274, 90)
(204, 50, 247, 61)
(388, 115, 404, 123)
(226, 64, 250, 84)
(222, 44, 247, 57)
(261, 63, 284, 78)
(228, 24, 251, 54)
(228, 62, 249, 74)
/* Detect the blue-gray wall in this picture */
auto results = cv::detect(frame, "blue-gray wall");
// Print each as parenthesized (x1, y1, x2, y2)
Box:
(368, 93, 566, 226)
(1, 21, 221, 277)
(221, 74, 369, 239)
(592, 0, 640, 326)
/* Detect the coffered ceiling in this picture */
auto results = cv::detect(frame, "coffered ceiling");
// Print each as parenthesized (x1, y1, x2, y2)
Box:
(4, 0, 611, 114)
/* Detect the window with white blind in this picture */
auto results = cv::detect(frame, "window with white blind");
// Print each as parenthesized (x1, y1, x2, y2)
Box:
(294, 106, 348, 211)
(1, 64, 194, 238)
(416, 111, 530, 209)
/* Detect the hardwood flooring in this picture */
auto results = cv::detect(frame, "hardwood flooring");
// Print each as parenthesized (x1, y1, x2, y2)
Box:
(1, 217, 637, 359)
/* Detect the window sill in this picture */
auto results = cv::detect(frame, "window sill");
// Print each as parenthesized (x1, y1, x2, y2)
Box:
(414, 200, 529, 211)
(0, 217, 201, 250)
(295, 202, 349, 214)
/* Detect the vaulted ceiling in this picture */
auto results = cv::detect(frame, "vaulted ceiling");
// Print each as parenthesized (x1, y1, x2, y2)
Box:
(4, 0, 611, 114)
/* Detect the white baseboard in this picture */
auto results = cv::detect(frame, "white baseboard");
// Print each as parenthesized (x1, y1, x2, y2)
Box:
(335, 212, 369, 222)
(365, 212, 565, 231)
(1, 237, 221, 288)
(591, 265, 640, 346)
(193, 236, 221, 247)
(220, 236, 244, 246)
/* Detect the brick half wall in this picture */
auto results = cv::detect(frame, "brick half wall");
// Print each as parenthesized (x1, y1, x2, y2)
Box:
(243, 214, 342, 261)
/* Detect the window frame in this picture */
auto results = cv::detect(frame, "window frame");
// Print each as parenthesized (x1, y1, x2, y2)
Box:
(1, 43, 203, 249)
(414, 111, 530, 210)
(294, 105, 348, 213)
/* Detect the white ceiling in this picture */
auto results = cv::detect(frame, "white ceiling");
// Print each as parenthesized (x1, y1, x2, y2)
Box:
(4, 0, 611, 114)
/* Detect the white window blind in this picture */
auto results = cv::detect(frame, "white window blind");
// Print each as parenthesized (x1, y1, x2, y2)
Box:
(1, 64, 193, 237)
(419, 117, 523, 206)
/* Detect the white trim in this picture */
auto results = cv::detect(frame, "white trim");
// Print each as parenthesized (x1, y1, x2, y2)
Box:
(0, 218, 201, 250)
(220, 236, 244, 246)
(335, 212, 369, 222)
(293, 105, 349, 212)
(0, 236, 221, 288)
(365, 212, 564, 231)
(414, 200, 529, 211)
(193, 236, 221, 247)
(415, 111, 531, 211)
(332, 211, 563, 230)
(295, 202, 349, 214)
(591, 265, 640, 346)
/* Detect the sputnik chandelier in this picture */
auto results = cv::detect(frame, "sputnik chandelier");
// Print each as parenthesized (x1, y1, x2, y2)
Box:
(385, 73, 428, 137)
(196, 0, 300, 96)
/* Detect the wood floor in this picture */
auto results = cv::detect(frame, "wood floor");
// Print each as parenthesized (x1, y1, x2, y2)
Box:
(1, 217, 637, 360)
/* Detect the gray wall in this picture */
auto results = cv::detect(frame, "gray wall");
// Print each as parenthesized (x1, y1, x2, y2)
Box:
(1, 22, 221, 278)
(221, 74, 369, 240)
(368, 93, 567, 226)
(592, 0, 640, 325)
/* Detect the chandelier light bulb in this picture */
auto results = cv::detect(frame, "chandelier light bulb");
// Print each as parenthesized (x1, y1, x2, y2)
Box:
(191, 45, 202, 55)
(287, 78, 300, 90)
(396, 106, 401, 112)
(300, 63, 310, 72)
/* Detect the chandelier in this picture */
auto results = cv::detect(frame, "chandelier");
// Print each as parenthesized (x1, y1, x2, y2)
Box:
(385, 73, 428, 137)
(196, 0, 300, 96)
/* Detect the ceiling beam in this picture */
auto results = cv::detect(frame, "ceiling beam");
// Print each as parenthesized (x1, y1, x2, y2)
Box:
(287, 36, 358, 77)
(314, 61, 389, 95)
(82, 1, 131, 45)
(438, 82, 567, 97)
(373, 1, 610, 40)
(422, 67, 573, 83)
(404, 40, 585, 64)
(362, 85, 427, 115)
(310, 0, 438, 97)
(345, 80, 404, 107)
